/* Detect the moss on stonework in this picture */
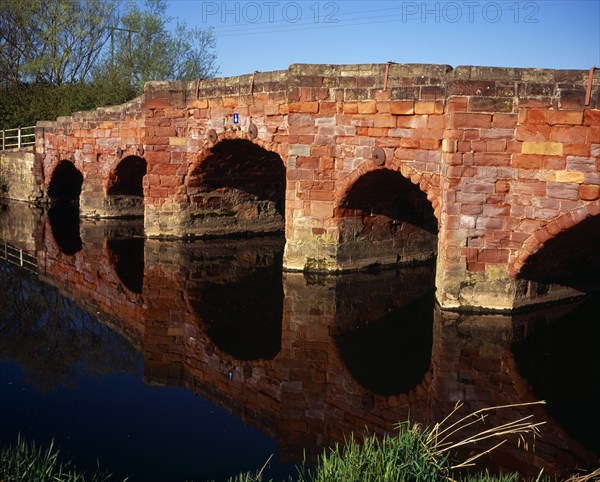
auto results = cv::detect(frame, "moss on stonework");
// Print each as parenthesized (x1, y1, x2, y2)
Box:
(304, 257, 332, 272)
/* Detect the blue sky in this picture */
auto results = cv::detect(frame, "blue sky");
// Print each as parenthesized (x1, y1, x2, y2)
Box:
(166, 0, 600, 78)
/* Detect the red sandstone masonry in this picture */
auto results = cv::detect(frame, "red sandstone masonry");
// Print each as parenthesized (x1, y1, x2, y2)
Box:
(33, 63, 600, 310)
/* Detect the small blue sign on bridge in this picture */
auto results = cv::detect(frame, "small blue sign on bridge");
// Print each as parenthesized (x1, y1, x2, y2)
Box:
(233, 113, 239, 124)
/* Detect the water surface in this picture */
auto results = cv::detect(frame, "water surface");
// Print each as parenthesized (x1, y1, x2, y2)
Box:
(0, 200, 598, 480)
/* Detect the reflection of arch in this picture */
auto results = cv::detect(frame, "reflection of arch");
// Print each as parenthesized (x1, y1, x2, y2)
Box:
(512, 295, 600, 460)
(432, 304, 599, 474)
(334, 290, 435, 395)
(186, 139, 286, 217)
(106, 238, 144, 294)
(48, 204, 82, 256)
(47, 160, 83, 204)
(107, 155, 147, 197)
(512, 202, 600, 289)
(189, 262, 283, 361)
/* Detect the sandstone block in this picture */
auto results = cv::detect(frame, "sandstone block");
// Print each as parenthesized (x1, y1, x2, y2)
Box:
(289, 144, 311, 156)
(357, 101, 377, 114)
(547, 182, 580, 200)
(547, 110, 583, 126)
(414, 101, 437, 115)
(169, 137, 187, 146)
(583, 109, 600, 127)
(493, 113, 517, 128)
(289, 102, 319, 113)
(521, 141, 563, 155)
(554, 171, 585, 183)
(512, 154, 543, 169)
(579, 184, 600, 200)
(389, 100, 415, 115)
(450, 113, 492, 129)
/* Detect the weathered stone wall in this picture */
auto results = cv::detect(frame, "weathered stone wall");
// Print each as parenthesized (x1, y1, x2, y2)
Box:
(141, 72, 290, 237)
(33, 63, 600, 311)
(280, 63, 449, 271)
(0, 148, 38, 202)
(436, 66, 600, 310)
(35, 97, 145, 217)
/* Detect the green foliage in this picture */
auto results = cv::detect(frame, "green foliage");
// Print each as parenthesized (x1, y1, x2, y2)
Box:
(295, 424, 448, 482)
(95, 0, 218, 95)
(0, 0, 119, 86)
(223, 424, 529, 482)
(0, 82, 96, 128)
(0, 0, 218, 129)
(0, 436, 116, 482)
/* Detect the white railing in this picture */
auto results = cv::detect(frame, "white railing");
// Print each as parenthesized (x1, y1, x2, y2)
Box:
(1, 126, 36, 150)
(0, 240, 38, 274)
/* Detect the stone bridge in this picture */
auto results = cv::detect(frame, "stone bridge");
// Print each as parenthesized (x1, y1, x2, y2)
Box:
(32, 63, 600, 311)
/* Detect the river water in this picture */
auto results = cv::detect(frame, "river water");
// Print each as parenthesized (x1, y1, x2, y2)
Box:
(0, 199, 598, 481)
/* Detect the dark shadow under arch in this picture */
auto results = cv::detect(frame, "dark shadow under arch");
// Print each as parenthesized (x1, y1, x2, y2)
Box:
(190, 139, 286, 217)
(340, 169, 437, 233)
(47, 160, 83, 205)
(518, 215, 600, 292)
(107, 155, 147, 197)
(336, 169, 438, 269)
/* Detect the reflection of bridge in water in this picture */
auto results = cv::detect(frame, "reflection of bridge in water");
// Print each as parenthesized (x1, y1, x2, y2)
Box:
(0, 198, 597, 475)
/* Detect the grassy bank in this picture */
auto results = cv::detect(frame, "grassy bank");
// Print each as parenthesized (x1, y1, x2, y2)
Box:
(2, 403, 598, 482)
(0, 436, 116, 482)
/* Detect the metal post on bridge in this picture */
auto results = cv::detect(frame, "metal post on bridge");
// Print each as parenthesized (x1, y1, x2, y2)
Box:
(17, 127, 21, 149)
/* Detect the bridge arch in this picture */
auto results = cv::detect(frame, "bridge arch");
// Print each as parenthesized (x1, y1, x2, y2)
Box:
(335, 159, 441, 220)
(334, 160, 439, 270)
(512, 201, 600, 294)
(103, 155, 147, 218)
(47, 159, 83, 205)
(183, 136, 286, 236)
(106, 155, 147, 197)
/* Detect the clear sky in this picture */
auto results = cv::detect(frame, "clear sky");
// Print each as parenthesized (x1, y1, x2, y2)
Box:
(165, 0, 600, 78)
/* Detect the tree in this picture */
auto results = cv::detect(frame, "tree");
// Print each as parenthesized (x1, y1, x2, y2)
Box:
(0, 0, 119, 86)
(0, 0, 218, 128)
(96, 0, 218, 96)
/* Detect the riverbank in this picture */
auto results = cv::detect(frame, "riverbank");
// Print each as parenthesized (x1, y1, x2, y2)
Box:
(2, 405, 598, 482)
